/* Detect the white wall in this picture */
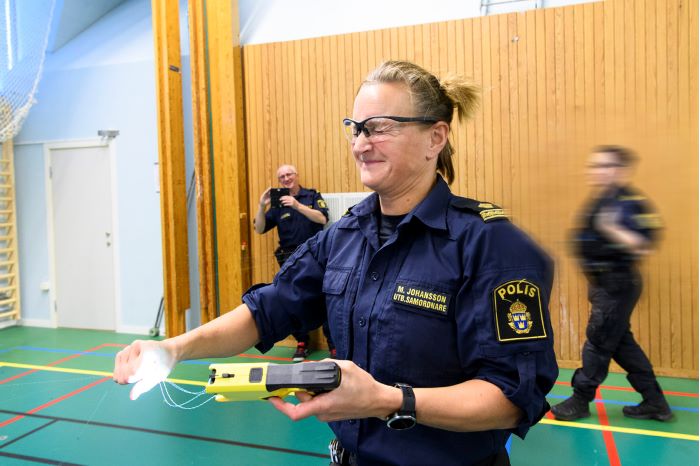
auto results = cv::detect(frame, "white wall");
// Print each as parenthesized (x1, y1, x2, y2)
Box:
(14, 0, 183, 333)
(13, 0, 597, 333)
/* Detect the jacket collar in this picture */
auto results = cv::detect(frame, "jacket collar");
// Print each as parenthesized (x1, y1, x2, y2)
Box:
(346, 176, 451, 232)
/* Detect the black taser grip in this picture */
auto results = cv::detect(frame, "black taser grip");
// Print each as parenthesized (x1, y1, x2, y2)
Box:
(266, 361, 341, 392)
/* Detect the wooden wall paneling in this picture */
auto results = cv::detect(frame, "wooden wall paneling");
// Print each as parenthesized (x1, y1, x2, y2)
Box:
(625, 0, 649, 371)
(515, 13, 529, 229)
(565, 6, 584, 365)
(471, 19, 486, 201)
(302, 39, 312, 182)
(592, 3, 605, 131)
(526, 9, 545, 332)
(452, 20, 466, 194)
(152, 0, 189, 337)
(480, 17, 493, 203)
(633, 0, 651, 358)
(326, 36, 342, 192)
(500, 14, 513, 212)
(531, 9, 545, 234)
(678, 0, 692, 371)
(666, 0, 681, 370)
(309, 39, 320, 189)
(513, 13, 525, 222)
(643, 0, 660, 365)
(490, 16, 504, 206)
(240, 0, 697, 376)
(323, 36, 334, 193)
(463, 20, 476, 199)
(270, 41, 280, 181)
(338, 34, 352, 192)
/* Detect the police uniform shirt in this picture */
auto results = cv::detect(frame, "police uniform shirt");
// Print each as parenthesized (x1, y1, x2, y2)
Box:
(575, 185, 661, 269)
(263, 187, 330, 248)
(244, 177, 558, 466)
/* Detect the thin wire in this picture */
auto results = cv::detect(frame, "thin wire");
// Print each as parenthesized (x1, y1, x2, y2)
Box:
(158, 381, 215, 410)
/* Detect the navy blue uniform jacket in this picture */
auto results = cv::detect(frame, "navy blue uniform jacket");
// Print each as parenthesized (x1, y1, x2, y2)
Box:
(263, 187, 329, 248)
(245, 177, 558, 466)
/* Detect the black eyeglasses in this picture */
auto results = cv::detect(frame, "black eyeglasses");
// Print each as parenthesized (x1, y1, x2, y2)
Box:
(342, 115, 439, 144)
(587, 163, 623, 169)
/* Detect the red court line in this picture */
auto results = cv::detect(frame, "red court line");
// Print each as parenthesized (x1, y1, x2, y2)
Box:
(594, 388, 621, 466)
(0, 343, 116, 385)
(0, 377, 111, 428)
(555, 380, 698, 398)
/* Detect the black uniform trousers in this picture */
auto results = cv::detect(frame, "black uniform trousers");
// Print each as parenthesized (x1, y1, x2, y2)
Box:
(572, 269, 664, 403)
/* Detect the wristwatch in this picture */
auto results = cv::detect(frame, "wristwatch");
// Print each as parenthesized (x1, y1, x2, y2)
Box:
(386, 383, 416, 430)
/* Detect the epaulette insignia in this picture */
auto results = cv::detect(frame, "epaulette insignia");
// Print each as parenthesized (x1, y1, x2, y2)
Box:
(480, 208, 507, 222)
(633, 213, 662, 229)
(618, 194, 645, 202)
(451, 197, 508, 222)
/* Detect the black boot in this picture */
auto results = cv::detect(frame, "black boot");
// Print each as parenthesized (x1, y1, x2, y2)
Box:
(551, 395, 590, 421)
(622, 399, 673, 421)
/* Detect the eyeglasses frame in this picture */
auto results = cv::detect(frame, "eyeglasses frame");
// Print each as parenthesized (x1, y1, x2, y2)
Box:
(342, 115, 439, 142)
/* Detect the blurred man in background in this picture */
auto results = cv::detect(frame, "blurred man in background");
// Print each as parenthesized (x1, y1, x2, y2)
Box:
(551, 145, 671, 422)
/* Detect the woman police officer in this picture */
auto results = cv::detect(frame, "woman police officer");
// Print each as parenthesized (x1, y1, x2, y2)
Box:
(113, 61, 558, 466)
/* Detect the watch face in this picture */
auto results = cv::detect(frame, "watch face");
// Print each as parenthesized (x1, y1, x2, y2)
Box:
(387, 414, 416, 430)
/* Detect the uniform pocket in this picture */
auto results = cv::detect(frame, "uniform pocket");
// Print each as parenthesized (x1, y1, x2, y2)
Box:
(322, 267, 351, 295)
(323, 267, 352, 358)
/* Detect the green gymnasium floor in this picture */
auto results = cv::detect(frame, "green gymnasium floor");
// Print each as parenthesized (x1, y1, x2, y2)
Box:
(0, 327, 697, 465)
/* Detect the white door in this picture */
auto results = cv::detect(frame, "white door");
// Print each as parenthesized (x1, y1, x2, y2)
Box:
(50, 144, 115, 330)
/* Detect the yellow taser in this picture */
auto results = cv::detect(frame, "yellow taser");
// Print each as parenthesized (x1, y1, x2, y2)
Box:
(205, 361, 341, 402)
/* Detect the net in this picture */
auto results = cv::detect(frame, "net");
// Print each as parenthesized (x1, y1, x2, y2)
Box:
(0, 0, 55, 142)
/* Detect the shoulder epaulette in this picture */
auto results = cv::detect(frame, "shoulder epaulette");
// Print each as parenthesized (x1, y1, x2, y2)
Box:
(342, 204, 358, 218)
(450, 196, 508, 222)
(616, 186, 646, 202)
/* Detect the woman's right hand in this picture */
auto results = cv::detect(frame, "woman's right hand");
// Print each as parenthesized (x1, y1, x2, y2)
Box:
(113, 340, 177, 400)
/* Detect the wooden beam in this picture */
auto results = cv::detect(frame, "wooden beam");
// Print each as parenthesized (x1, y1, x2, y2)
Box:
(152, 0, 190, 336)
(188, 0, 217, 325)
(188, 0, 250, 323)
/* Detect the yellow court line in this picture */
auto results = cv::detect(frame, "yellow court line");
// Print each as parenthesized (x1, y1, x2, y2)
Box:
(0, 361, 207, 387)
(539, 418, 699, 442)
(1, 361, 696, 441)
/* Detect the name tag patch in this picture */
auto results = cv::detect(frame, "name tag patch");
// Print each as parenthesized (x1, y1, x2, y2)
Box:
(392, 283, 450, 315)
(492, 279, 547, 342)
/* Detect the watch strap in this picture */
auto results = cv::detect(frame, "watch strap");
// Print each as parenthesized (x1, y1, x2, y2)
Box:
(396, 383, 415, 415)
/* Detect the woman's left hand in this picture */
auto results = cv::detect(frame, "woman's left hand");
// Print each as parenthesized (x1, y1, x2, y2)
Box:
(267, 359, 398, 422)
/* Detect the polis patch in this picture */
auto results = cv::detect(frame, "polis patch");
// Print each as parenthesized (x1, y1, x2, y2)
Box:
(392, 283, 450, 315)
(492, 279, 547, 342)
